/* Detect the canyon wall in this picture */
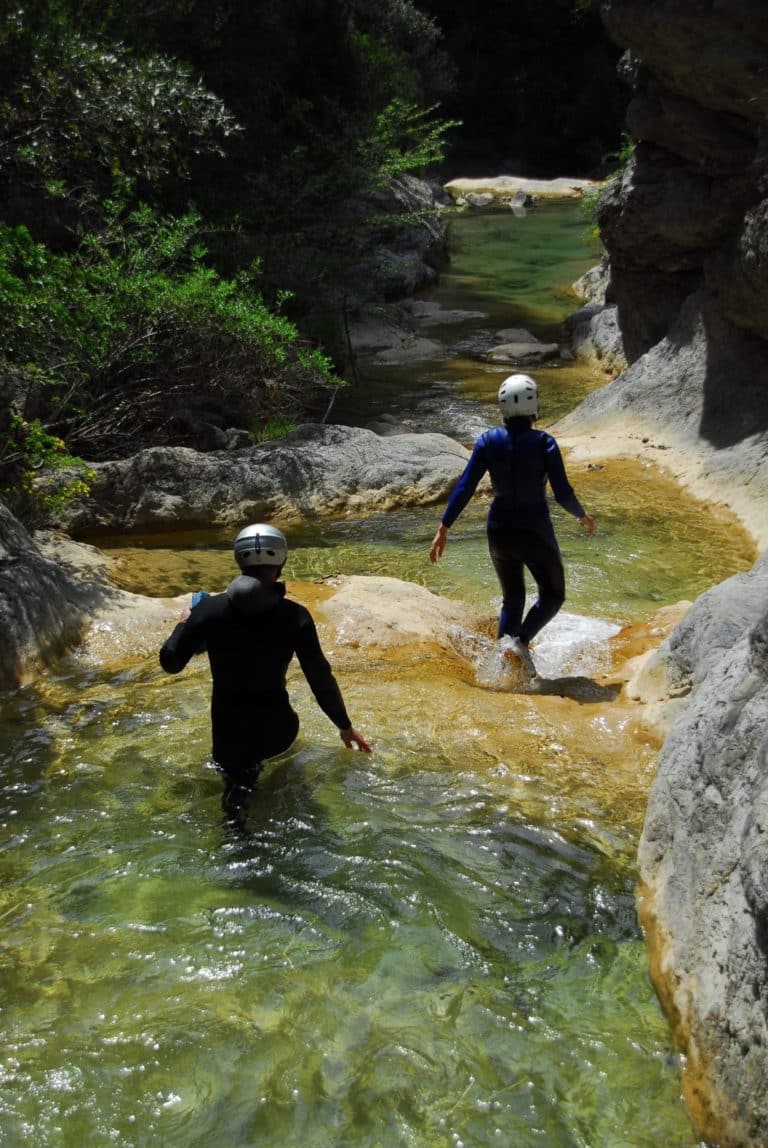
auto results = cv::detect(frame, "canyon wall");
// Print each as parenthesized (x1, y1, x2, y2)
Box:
(588, 4, 768, 1143)
(562, 1, 768, 545)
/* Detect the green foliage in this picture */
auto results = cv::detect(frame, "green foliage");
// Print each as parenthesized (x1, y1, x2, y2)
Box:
(0, 0, 454, 528)
(0, 413, 95, 520)
(0, 209, 342, 477)
(254, 416, 298, 443)
(359, 100, 460, 184)
(581, 132, 635, 240)
(0, 4, 239, 208)
(131, 0, 455, 266)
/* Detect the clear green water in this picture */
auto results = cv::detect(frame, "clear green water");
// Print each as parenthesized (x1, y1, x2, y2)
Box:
(334, 200, 604, 433)
(102, 462, 752, 628)
(0, 675, 699, 1147)
(431, 201, 599, 328)
(1, 204, 741, 1147)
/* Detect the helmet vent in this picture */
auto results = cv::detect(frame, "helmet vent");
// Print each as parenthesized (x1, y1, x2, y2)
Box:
(233, 524, 288, 568)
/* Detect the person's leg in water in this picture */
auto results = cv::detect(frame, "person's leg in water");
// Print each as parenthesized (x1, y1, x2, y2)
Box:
(220, 761, 264, 824)
(488, 528, 565, 674)
(214, 707, 300, 827)
(518, 546, 565, 645)
(488, 527, 526, 639)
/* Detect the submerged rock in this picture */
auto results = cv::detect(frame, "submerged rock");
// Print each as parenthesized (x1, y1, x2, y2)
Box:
(482, 339, 560, 365)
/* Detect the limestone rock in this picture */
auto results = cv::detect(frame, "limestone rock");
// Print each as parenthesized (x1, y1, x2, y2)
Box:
(494, 327, 537, 343)
(0, 501, 88, 688)
(0, 503, 181, 687)
(444, 175, 600, 203)
(596, 0, 768, 360)
(318, 574, 485, 664)
(558, 290, 768, 516)
(571, 9, 768, 1132)
(637, 554, 768, 1147)
(55, 424, 471, 535)
(707, 198, 768, 341)
(33, 531, 118, 586)
(466, 193, 494, 208)
(341, 174, 447, 302)
(572, 258, 612, 306)
(561, 303, 626, 377)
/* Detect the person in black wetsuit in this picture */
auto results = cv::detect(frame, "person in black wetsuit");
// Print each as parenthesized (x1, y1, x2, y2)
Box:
(160, 523, 371, 815)
(429, 373, 596, 676)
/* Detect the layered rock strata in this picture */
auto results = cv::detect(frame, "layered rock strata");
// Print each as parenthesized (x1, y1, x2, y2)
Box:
(598, 0, 768, 365)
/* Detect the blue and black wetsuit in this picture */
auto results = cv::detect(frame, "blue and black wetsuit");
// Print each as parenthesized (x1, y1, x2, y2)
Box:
(160, 575, 351, 797)
(442, 420, 586, 643)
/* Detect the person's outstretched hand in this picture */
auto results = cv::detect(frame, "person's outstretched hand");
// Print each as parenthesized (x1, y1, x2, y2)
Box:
(429, 524, 448, 563)
(340, 727, 373, 753)
(579, 514, 597, 537)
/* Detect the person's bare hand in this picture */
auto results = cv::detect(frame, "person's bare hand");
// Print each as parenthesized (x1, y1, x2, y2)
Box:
(429, 524, 448, 564)
(340, 728, 373, 753)
(579, 514, 596, 537)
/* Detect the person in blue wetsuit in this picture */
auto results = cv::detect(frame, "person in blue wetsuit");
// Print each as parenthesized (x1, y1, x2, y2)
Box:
(160, 523, 371, 816)
(429, 374, 596, 676)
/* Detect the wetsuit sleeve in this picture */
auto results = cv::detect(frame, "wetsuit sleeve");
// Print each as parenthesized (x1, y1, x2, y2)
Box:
(544, 436, 586, 519)
(441, 439, 489, 528)
(159, 612, 207, 674)
(295, 610, 352, 730)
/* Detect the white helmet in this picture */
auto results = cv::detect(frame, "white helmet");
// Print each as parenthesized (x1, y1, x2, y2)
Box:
(233, 523, 287, 569)
(498, 374, 538, 419)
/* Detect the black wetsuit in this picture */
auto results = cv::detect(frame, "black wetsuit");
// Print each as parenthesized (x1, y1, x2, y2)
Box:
(159, 574, 351, 785)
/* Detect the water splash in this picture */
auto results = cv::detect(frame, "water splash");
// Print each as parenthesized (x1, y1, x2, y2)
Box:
(527, 612, 621, 679)
(473, 612, 620, 692)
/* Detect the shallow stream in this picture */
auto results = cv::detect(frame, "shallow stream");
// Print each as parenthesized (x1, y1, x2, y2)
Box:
(0, 203, 755, 1146)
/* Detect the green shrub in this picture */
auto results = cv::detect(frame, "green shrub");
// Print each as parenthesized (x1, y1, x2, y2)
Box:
(0, 413, 95, 522)
(581, 132, 635, 241)
(0, 206, 343, 513)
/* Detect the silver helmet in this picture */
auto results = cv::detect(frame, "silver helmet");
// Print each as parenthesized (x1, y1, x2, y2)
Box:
(233, 523, 287, 569)
(498, 373, 539, 419)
